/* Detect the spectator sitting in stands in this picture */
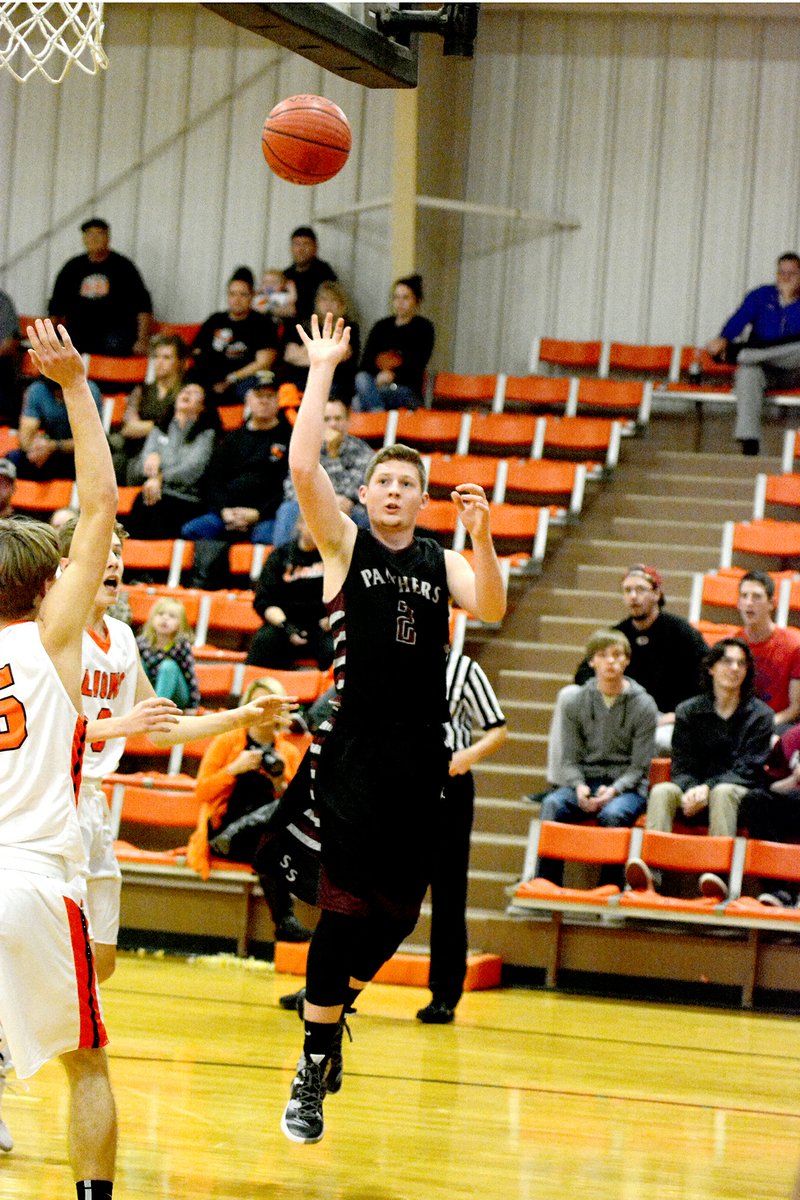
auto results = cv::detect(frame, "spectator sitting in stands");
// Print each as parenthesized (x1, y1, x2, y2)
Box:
(542, 565, 707, 794)
(186, 675, 313, 942)
(735, 570, 800, 730)
(0, 290, 21, 426)
(283, 226, 337, 323)
(111, 333, 187, 483)
(705, 252, 800, 455)
(535, 630, 657, 888)
(181, 370, 292, 588)
(191, 267, 279, 405)
(281, 281, 360, 404)
(354, 274, 435, 412)
(136, 597, 201, 711)
(126, 381, 220, 539)
(272, 395, 372, 547)
(626, 637, 774, 900)
(48, 216, 153, 355)
(8, 373, 103, 479)
(252, 267, 298, 324)
(0, 459, 16, 518)
(739, 724, 800, 908)
(246, 513, 333, 671)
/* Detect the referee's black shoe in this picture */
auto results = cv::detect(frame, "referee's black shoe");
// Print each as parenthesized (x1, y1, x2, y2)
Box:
(416, 1000, 455, 1024)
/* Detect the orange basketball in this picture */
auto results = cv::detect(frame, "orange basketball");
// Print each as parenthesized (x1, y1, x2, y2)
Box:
(261, 94, 351, 186)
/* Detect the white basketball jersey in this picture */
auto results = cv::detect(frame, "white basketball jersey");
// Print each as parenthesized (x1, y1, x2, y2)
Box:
(81, 616, 139, 781)
(0, 621, 85, 867)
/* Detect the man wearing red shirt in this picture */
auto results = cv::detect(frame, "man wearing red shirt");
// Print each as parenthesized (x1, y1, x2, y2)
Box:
(735, 571, 800, 730)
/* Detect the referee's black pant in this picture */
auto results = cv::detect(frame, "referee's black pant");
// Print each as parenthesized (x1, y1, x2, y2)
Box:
(427, 770, 475, 1009)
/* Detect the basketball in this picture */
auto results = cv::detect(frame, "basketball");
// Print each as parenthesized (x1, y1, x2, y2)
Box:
(261, 94, 351, 186)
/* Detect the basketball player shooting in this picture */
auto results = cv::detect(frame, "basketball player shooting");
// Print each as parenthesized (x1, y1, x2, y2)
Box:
(0, 320, 118, 1198)
(279, 312, 506, 1144)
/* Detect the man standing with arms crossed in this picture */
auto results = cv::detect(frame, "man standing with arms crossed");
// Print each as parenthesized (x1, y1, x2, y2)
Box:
(0, 319, 118, 1198)
(278, 313, 506, 1145)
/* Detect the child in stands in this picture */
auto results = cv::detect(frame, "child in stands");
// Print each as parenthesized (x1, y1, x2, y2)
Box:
(136, 597, 201, 711)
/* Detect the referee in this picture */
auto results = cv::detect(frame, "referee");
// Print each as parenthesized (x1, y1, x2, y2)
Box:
(417, 651, 507, 1025)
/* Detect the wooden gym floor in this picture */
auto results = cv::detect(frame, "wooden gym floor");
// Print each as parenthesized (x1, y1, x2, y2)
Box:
(1, 952, 798, 1199)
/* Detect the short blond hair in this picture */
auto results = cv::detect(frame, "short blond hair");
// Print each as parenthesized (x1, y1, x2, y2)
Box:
(0, 518, 60, 619)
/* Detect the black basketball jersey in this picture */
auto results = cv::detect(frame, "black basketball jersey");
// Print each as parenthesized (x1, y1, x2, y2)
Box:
(327, 528, 450, 729)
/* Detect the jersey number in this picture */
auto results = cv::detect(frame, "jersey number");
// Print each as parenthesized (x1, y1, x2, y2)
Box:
(396, 599, 417, 645)
(0, 664, 28, 752)
(90, 707, 112, 753)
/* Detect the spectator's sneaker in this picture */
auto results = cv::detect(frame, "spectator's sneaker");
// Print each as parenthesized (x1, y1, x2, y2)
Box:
(416, 1001, 456, 1024)
(326, 1017, 352, 1095)
(275, 915, 314, 943)
(757, 890, 794, 908)
(625, 858, 654, 891)
(279, 987, 306, 1014)
(281, 1055, 327, 1144)
(699, 873, 728, 901)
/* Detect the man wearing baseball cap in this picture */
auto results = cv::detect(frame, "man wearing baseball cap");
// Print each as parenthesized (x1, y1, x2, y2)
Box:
(180, 370, 292, 588)
(542, 565, 708, 791)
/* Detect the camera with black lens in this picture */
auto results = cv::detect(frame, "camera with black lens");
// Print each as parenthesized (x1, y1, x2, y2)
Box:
(260, 746, 285, 779)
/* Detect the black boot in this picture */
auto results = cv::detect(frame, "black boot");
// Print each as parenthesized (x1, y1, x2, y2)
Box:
(208, 800, 279, 858)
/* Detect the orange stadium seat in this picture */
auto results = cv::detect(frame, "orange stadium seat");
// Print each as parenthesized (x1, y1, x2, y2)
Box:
(153, 321, 202, 345)
(618, 830, 735, 914)
(501, 374, 574, 414)
(431, 372, 502, 411)
(603, 341, 677, 381)
(691, 619, 742, 646)
(423, 453, 500, 499)
(85, 354, 148, 389)
(234, 664, 328, 705)
(466, 413, 538, 457)
(529, 336, 602, 375)
(725, 840, 800, 923)
(514, 822, 632, 906)
(394, 409, 467, 454)
(533, 416, 622, 472)
(125, 583, 205, 628)
(346, 411, 392, 447)
(572, 377, 652, 427)
(101, 392, 128, 433)
(123, 538, 192, 586)
(415, 498, 460, 546)
(485, 503, 549, 569)
(219, 404, 245, 432)
(654, 347, 735, 406)
(12, 477, 74, 515)
(502, 459, 586, 519)
(753, 472, 800, 520)
(195, 661, 237, 702)
(116, 486, 141, 516)
(721, 518, 800, 570)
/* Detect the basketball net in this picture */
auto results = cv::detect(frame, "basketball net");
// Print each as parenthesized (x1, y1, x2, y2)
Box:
(0, 1, 108, 83)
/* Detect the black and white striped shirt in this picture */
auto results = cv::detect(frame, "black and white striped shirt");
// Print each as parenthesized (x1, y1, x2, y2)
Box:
(445, 652, 506, 752)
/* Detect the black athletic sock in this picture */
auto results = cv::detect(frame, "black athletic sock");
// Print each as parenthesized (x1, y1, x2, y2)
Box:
(76, 1182, 113, 1199)
(303, 1019, 340, 1061)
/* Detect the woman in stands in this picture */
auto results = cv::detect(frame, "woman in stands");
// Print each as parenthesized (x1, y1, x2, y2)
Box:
(186, 676, 312, 942)
(136, 597, 200, 711)
(126, 380, 220, 538)
(111, 333, 187, 483)
(282, 281, 360, 402)
(353, 274, 434, 412)
(191, 267, 280, 405)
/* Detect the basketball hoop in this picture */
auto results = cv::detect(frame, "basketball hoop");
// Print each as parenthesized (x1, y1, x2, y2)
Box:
(0, 1, 108, 83)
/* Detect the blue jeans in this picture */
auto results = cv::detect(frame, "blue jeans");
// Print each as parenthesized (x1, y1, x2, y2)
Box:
(153, 658, 190, 709)
(272, 498, 371, 547)
(180, 511, 275, 544)
(353, 370, 420, 412)
(537, 782, 646, 886)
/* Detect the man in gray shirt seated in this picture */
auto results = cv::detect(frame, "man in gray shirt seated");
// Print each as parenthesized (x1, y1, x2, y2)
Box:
(536, 629, 657, 886)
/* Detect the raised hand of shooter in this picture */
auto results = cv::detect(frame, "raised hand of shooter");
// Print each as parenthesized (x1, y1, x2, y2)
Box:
(296, 311, 351, 370)
(27, 319, 86, 391)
